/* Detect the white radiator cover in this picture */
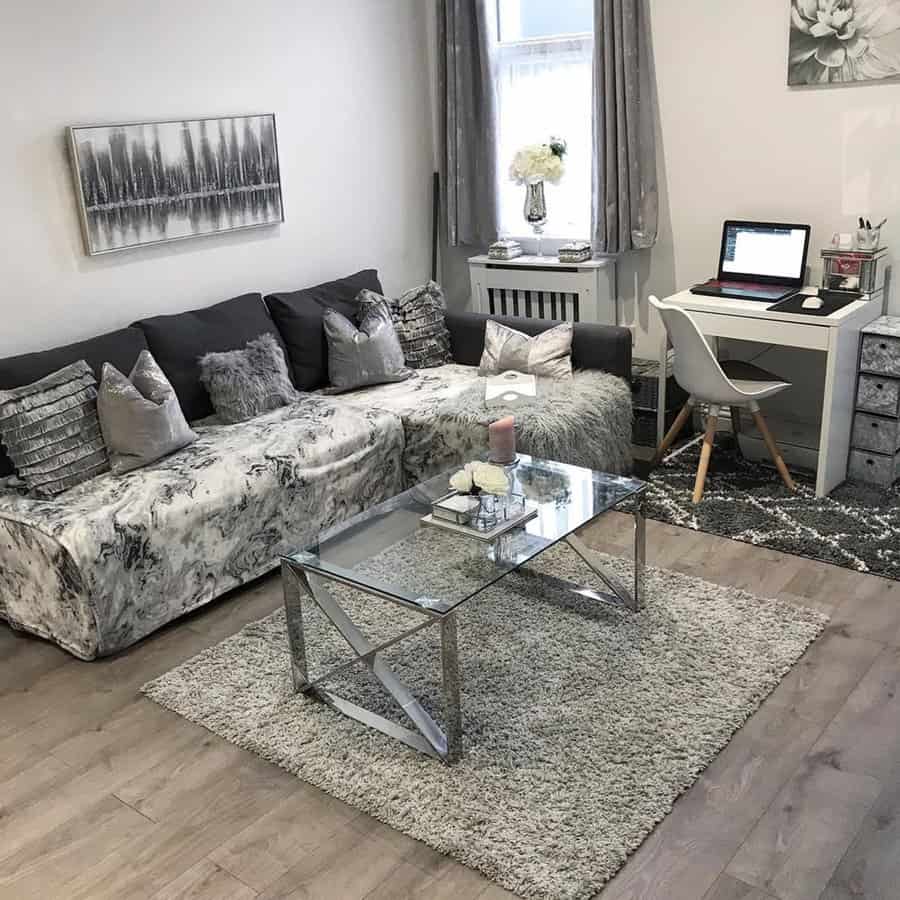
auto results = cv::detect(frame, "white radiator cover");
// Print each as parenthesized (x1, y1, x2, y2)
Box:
(467, 255, 618, 327)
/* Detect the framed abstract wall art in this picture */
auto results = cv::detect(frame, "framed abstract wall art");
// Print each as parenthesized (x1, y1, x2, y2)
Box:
(68, 114, 284, 255)
(788, 1, 900, 85)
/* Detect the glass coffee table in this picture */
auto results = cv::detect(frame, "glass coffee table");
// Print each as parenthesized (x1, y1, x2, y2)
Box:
(281, 455, 646, 764)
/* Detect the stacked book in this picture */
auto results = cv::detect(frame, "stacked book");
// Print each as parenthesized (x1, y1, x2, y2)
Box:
(558, 241, 592, 263)
(488, 240, 523, 260)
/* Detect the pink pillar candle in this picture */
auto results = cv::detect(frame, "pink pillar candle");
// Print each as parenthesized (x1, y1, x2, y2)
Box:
(489, 416, 516, 464)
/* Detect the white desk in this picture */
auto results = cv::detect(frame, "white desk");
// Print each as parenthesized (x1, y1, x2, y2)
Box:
(656, 289, 882, 497)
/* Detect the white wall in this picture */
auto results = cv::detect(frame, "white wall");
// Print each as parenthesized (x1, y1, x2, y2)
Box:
(439, 1, 900, 361)
(634, 0, 900, 350)
(0, 0, 433, 358)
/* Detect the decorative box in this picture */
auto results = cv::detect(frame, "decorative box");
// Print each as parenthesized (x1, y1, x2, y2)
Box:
(820, 247, 886, 296)
(485, 370, 537, 406)
(431, 491, 480, 526)
(488, 240, 523, 261)
(558, 241, 592, 263)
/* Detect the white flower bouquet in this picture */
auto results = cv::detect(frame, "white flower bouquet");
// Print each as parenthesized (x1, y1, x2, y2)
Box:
(449, 461, 510, 496)
(509, 136, 567, 186)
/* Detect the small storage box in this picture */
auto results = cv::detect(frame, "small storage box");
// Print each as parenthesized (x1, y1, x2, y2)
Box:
(851, 412, 900, 455)
(821, 247, 886, 295)
(856, 373, 900, 417)
(860, 328, 900, 377)
(848, 448, 900, 487)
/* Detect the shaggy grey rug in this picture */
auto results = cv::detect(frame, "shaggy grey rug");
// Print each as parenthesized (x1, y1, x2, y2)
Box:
(411, 370, 634, 478)
(143, 543, 826, 900)
(646, 436, 900, 580)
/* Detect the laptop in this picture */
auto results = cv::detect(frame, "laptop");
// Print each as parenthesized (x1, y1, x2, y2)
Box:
(691, 220, 811, 303)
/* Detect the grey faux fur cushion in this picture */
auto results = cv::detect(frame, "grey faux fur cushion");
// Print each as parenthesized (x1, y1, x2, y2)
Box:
(199, 333, 299, 425)
(0, 360, 109, 497)
(98, 351, 197, 474)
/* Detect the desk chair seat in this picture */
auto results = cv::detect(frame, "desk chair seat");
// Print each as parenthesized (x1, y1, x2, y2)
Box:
(650, 296, 797, 503)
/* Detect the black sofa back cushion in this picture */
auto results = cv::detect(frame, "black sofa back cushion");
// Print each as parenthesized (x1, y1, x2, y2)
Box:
(0, 326, 149, 477)
(133, 293, 288, 422)
(265, 269, 383, 390)
(444, 310, 632, 380)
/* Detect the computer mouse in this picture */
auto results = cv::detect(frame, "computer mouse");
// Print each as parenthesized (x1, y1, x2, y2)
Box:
(802, 296, 824, 311)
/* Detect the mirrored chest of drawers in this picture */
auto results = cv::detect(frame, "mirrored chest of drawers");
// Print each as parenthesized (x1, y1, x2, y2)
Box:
(850, 316, 900, 486)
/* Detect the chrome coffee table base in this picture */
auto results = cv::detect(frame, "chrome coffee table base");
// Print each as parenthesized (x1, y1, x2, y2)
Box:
(282, 561, 463, 763)
(281, 497, 646, 765)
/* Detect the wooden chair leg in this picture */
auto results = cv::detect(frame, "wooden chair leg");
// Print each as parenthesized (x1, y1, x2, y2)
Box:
(693, 410, 719, 504)
(653, 400, 694, 465)
(751, 409, 796, 491)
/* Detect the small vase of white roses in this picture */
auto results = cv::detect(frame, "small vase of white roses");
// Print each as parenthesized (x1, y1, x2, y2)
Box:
(448, 461, 524, 531)
(508, 136, 567, 256)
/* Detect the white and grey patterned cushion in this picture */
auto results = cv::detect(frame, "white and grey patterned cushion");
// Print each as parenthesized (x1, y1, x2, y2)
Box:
(0, 360, 109, 497)
(198, 333, 299, 425)
(359, 282, 453, 369)
(98, 351, 198, 474)
(478, 320, 573, 380)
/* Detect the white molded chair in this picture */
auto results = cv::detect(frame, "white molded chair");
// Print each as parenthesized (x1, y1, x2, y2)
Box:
(649, 295, 797, 503)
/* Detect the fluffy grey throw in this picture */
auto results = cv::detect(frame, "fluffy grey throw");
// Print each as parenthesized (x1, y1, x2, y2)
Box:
(402, 370, 633, 482)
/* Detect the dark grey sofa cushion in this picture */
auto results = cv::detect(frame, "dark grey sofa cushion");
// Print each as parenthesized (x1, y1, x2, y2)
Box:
(265, 269, 383, 390)
(0, 326, 148, 476)
(444, 311, 632, 380)
(133, 293, 288, 422)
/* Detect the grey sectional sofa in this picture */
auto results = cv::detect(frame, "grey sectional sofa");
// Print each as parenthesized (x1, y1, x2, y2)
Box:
(0, 271, 632, 659)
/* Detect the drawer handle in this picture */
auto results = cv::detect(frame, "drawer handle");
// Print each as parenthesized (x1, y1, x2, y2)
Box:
(881, 343, 888, 350)
(877, 383, 885, 391)
(867, 459, 875, 466)
(872, 422, 880, 429)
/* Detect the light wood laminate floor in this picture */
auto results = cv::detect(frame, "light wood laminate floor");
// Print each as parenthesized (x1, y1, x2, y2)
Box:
(2, 515, 899, 900)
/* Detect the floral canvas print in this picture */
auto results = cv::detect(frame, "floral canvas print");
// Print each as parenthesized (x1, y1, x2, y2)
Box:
(789, 0, 900, 84)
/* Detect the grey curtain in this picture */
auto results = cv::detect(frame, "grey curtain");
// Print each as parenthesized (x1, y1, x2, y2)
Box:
(439, 0, 498, 247)
(592, 0, 658, 254)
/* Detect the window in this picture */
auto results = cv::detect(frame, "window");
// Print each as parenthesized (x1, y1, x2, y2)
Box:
(496, 1, 594, 241)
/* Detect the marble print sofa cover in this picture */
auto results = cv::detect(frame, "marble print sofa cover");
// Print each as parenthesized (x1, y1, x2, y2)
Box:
(0, 396, 404, 660)
(0, 363, 632, 659)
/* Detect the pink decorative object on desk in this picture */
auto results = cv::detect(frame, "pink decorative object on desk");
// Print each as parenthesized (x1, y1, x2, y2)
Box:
(489, 416, 516, 464)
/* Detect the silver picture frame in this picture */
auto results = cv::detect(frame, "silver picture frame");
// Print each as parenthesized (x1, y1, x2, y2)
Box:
(68, 114, 284, 256)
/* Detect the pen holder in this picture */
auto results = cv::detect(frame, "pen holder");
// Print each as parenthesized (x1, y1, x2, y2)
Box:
(858, 228, 881, 251)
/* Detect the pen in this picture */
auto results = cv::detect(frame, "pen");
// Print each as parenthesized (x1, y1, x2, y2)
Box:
(866, 219, 873, 231)
(859, 217, 865, 229)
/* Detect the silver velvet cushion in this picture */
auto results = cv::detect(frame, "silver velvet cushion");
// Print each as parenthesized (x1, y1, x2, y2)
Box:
(98, 351, 198, 475)
(478, 319, 574, 379)
(358, 282, 453, 369)
(0, 359, 110, 497)
(199, 333, 299, 425)
(323, 301, 412, 393)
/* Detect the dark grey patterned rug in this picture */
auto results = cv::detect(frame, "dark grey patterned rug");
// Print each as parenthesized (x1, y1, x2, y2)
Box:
(644, 437, 900, 580)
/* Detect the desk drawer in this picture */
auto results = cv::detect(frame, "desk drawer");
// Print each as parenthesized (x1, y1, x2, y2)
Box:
(857, 374, 900, 417)
(852, 413, 900, 454)
(687, 311, 830, 350)
(848, 448, 900, 487)
(860, 334, 900, 377)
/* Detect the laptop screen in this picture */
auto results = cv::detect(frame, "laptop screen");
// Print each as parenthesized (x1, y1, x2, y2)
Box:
(719, 222, 810, 284)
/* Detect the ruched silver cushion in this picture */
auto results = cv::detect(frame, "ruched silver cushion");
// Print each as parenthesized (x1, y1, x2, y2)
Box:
(0, 360, 109, 496)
